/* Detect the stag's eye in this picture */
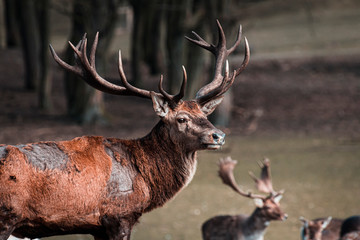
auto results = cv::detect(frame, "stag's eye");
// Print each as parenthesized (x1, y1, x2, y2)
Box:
(177, 118, 187, 124)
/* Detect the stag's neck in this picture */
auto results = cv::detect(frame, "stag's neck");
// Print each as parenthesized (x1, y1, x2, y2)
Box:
(131, 121, 198, 211)
(142, 121, 196, 160)
(242, 208, 269, 240)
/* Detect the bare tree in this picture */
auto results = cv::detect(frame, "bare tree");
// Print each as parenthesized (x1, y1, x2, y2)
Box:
(16, 0, 40, 90)
(64, 0, 121, 124)
(13, 0, 52, 110)
(38, 0, 52, 110)
(0, 0, 6, 49)
(3, 0, 21, 48)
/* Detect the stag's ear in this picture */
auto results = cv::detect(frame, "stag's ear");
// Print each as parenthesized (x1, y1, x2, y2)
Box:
(253, 198, 264, 208)
(151, 92, 169, 118)
(200, 96, 224, 116)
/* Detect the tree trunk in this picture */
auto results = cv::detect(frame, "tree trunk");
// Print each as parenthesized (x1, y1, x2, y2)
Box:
(65, 0, 120, 124)
(0, 0, 6, 49)
(37, 0, 52, 111)
(4, 0, 20, 48)
(165, 0, 187, 93)
(16, 0, 40, 90)
(143, 0, 165, 75)
(130, 0, 155, 86)
(183, 0, 207, 99)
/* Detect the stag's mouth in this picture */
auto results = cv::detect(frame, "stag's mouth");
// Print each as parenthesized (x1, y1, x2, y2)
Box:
(205, 142, 225, 150)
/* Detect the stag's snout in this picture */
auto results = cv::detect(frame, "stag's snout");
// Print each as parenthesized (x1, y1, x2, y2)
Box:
(205, 129, 225, 150)
(212, 131, 225, 144)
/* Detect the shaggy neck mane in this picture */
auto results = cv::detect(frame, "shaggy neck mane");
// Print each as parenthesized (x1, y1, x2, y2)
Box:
(126, 121, 197, 212)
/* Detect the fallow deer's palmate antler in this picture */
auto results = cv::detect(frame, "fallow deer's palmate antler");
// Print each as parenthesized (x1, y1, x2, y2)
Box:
(218, 157, 281, 200)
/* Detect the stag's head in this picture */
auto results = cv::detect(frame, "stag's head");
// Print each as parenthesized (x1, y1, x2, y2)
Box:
(49, 20, 249, 152)
(152, 93, 226, 151)
(218, 157, 288, 222)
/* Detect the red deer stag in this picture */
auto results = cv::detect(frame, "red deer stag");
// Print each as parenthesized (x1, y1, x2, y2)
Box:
(202, 157, 287, 240)
(340, 215, 360, 240)
(0, 20, 249, 240)
(300, 216, 343, 240)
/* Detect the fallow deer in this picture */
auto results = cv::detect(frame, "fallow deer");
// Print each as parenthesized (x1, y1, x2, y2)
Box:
(299, 216, 343, 240)
(201, 157, 287, 240)
(0, 20, 249, 240)
(340, 215, 360, 240)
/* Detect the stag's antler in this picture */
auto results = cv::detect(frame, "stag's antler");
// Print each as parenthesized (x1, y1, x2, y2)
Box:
(218, 156, 284, 200)
(49, 33, 187, 106)
(218, 157, 265, 200)
(185, 20, 250, 105)
(249, 158, 274, 195)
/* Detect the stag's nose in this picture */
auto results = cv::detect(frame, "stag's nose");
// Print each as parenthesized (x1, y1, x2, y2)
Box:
(212, 131, 226, 144)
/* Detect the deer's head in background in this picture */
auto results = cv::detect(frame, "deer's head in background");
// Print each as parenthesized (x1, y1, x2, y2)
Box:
(218, 157, 288, 221)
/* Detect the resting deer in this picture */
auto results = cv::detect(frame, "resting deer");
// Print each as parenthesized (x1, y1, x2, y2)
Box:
(299, 216, 343, 240)
(340, 215, 360, 240)
(0, 20, 249, 240)
(202, 157, 287, 240)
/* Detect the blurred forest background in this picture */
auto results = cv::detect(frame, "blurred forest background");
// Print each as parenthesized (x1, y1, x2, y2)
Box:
(0, 0, 359, 239)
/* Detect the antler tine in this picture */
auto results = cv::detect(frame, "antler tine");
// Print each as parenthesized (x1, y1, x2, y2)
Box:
(51, 34, 140, 96)
(227, 25, 242, 54)
(158, 75, 172, 101)
(117, 50, 155, 98)
(194, 61, 236, 103)
(187, 20, 250, 105)
(50, 44, 81, 76)
(173, 66, 187, 102)
(158, 66, 187, 105)
(218, 156, 265, 200)
(51, 33, 190, 102)
(248, 158, 275, 194)
(89, 32, 98, 67)
(234, 37, 250, 78)
(80, 37, 142, 96)
(185, 31, 214, 51)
